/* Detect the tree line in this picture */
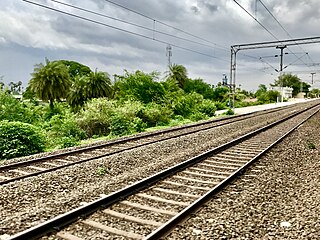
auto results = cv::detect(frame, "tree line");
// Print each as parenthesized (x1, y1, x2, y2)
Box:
(0, 58, 317, 160)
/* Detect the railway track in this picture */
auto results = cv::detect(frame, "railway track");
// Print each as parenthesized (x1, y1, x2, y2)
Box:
(7, 103, 319, 240)
(0, 103, 306, 186)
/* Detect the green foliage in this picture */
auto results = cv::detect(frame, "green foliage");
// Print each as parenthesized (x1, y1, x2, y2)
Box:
(97, 166, 107, 176)
(224, 108, 235, 115)
(273, 73, 310, 96)
(197, 99, 216, 117)
(67, 75, 89, 111)
(257, 90, 280, 103)
(77, 98, 114, 137)
(87, 69, 113, 99)
(139, 102, 173, 127)
(29, 58, 72, 108)
(57, 60, 92, 78)
(183, 78, 215, 99)
(255, 84, 267, 97)
(309, 89, 320, 98)
(166, 64, 188, 88)
(214, 101, 226, 110)
(307, 140, 316, 149)
(0, 90, 40, 123)
(114, 71, 165, 104)
(189, 112, 208, 121)
(43, 113, 86, 149)
(172, 92, 204, 117)
(212, 86, 229, 102)
(77, 99, 145, 137)
(170, 92, 216, 120)
(0, 121, 45, 160)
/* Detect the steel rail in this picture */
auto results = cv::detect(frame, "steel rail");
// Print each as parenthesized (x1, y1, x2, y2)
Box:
(145, 105, 320, 239)
(0, 104, 299, 186)
(7, 103, 319, 240)
(1, 104, 293, 170)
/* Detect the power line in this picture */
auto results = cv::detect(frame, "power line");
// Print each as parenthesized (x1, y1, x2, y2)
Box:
(104, 0, 276, 73)
(104, 0, 229, 51)
(257, 0, 317, 69)
(232, 0, 279, 40)
(49, 0, 217, 50)
(233, 0, 314, 72)
(22, 0, 228, 61)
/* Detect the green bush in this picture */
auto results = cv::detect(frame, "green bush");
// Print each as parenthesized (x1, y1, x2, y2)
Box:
(224, 108, 235, 115)
(78, 99, 146, 137)
(110, 113, 131, 136)
(43, 113, 86, 149)
(214, 101, 226, 110)
(0, 90, 39, 123)
(197, 99, 216, 117)
(189, 112, 208, 121)
(77, 98, 115, 137)
(139, 102, 173, 127)
(172, 92, 204, 117)
(0, 121, 45, 160)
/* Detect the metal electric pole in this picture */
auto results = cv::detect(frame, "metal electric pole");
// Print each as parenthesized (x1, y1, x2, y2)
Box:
(166, 44, 172, 67)
(276, 45, 286, 102)
(311, 72, 316, 84)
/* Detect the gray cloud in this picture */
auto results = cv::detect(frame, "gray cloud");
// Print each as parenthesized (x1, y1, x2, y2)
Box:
(1, 0, 320, 90)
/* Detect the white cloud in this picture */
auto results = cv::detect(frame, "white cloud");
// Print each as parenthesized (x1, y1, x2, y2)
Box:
(0, 0, 320, 90)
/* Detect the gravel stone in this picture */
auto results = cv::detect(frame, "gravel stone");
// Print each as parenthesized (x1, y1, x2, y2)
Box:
(167, 111, 320, 239)
(0, 101, 318, 238)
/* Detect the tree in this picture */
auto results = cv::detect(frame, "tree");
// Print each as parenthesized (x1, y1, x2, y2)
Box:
(273, 73, 310, 96)
(183, 78, 215, 99)
(257, 90, 280, 103)
(212, 86, 229, 102)
(8, 81, 22, 94)
(67, 75, 89, 111)
(255, 84, 267, 97)
(114, 70, 165, 104)
(28, 59, 71, 108)
(166, 64, 188, 88)
(57, 60, 92, 79)
(87, 69, 113, 99)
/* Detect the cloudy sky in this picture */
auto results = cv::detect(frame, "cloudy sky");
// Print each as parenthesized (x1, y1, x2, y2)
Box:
(1, 0, 320, 91)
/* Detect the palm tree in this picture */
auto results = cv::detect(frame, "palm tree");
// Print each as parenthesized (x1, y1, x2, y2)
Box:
(29, 59, 71, 108)
(87, 69, 113, 99)
(67, 75, 89, 111)
(166, 64, 188, 89)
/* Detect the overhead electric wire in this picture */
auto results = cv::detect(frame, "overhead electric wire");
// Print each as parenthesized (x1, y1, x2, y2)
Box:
(22, 0, 228, 62)
(104, 0, 229, 51)
(49, 0, 217, 50)
(51, 0, 272, 74)
(282, 53, 308, 71)
(257, 0, 317, 69)
(233, 0, 318, 74)
(232, 0, 279, 40)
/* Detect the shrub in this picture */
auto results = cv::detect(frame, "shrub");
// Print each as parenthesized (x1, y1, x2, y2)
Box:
(77, 98, 115, 137)
(172, 92, 204, 117)
(189, 112, 208, 121)
(78, 99, 145, 137)
(139, 102, 173, 127)
(197, 99, 216, 117)
(0, 121, 45, 160)
(225, 108, 235, 115)
(0, 90, 39, 123)
(110, 113, 131, 136)
(214, 101, 226, 110)
(43, 113, 86, 149)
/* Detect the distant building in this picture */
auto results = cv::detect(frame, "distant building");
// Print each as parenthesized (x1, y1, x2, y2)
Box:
(268, 86, 293, 99)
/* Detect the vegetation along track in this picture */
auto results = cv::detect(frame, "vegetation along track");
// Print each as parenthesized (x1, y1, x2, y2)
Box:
(7, 103, 320, 239)
(0, 103, 304, 186)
